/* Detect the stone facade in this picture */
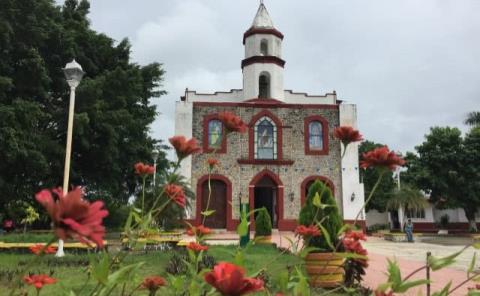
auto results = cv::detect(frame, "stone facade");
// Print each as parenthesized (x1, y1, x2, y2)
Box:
(173, 3, 365, 230)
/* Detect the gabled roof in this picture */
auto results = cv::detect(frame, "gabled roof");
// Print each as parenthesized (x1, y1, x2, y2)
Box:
(251, 3, 275, 29)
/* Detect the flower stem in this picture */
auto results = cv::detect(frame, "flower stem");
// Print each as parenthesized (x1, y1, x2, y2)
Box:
(353, 170, 386, 224)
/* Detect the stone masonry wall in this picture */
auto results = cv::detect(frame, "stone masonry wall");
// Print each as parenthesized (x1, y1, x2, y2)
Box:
(190, 105, 342, 222)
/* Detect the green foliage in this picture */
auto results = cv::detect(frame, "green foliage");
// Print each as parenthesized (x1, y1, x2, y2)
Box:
(466, 111, 480, 126)
(298, 179, 343, 251)
(254, 207, 272, 237)
(386, 186, 428, 212)
(0, 0, 168, 213)
(405, 126, 480, 231)
(359, 141, 396, 212)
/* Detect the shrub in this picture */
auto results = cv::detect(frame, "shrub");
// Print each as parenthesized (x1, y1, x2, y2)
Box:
(298, 180, 343, 251)
(255, 207, 272, 237)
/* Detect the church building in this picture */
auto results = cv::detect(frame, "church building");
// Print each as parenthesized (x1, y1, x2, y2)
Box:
(175, 3, 365, 231)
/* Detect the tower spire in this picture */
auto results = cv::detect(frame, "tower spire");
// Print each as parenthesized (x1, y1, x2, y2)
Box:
(251, 1, 274, 29)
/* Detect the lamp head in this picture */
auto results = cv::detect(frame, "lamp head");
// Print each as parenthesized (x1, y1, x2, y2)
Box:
(63, 59, 84, 87)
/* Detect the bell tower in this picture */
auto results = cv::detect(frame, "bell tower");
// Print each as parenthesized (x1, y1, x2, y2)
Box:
(242, 2, 285, 101)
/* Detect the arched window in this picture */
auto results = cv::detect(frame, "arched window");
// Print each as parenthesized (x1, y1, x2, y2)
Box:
(259, 73, 270, 98)
(304, 115, 329, 155)
(208, 119, 223, 148)
(254, 117, 277, 159)
(309, 121, 323, 150)
(260, 39, 269, 55)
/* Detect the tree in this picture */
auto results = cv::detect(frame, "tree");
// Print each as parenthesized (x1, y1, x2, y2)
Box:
(465, 111, 480, 127)
(359, 141, 396, 212)
(386, 186, 429, 216)
(409, 127, 480, 232)
(0, 0, 167, 214)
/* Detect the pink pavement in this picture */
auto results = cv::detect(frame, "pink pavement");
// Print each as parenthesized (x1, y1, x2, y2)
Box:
(365, 253, 470, 296)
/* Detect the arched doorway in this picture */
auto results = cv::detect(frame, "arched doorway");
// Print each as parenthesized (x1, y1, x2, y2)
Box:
(301, 176, 335, 206)
(249, 169, 283, 229)
(254, 175, 277, 227)
(196, 175, 232, 229)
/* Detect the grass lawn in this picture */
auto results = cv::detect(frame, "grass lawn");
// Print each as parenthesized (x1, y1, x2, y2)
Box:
(0, 244, 309, 295)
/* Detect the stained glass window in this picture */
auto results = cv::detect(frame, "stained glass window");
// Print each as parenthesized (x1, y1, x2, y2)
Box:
(254, 117, 277, 159)
(208, 120, 222, 148)
(309, 121, 323, 150)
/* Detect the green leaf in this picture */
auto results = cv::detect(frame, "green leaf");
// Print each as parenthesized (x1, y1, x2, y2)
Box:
(432, 282, 451, 296)
(473, 242, 480, 249)
(312, 192, 321, 208)
(337, 252, 368, 260)
(91, 253, 109, 285)
(318, 223, 335, 251)
(468, 253, 477, 275)
(386, 259, 402, 288)
(428, 250, 463, 271)
(468, 290, 480, 296)
(396, 279, 430, 293)
(337, 223, 353, 236)
(236, 218, 249, 237)
(234, 250, 245, 267)
(106, 262, 144, 285)
(293, 266, 310, 296)
(298, 247, 323, 259)
(201, 210, 216, 217)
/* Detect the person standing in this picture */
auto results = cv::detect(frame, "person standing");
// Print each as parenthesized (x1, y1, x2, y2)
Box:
(404, 218, 414, 242)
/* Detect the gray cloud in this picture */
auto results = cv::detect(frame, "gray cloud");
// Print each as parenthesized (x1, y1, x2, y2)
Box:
(82, 0, 480, 154)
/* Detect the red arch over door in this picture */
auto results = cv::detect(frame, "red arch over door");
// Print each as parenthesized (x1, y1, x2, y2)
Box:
(195, 174, 233, 229)
(300, 176, 335, 206)
(248, 169, 285, 229)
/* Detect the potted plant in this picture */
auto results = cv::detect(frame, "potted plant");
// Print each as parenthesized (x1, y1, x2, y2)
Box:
(438, 214, 449, 235)
(255, 207, 272, 244)
(298, 180, 345, 288)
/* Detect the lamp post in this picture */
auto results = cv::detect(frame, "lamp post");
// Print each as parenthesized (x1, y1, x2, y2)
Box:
(152, 148, 159, 187)
(56, 59, 84, 257)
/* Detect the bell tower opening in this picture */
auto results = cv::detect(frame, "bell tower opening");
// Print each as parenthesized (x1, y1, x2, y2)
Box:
(260, 39, 268, 56)
(259, 72, 270, 98)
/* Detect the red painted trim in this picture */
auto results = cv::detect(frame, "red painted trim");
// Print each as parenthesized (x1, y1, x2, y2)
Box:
(202, 114, 227, 154)
(278, 219, 297, 231)
(343, 220, 367, 233)
(248, 169, 285, 230)
(195, 174, 233, 229)
(304, 115, 329, 155)
(243, 98, 284, 104)
(241, 56, 285, 69)
(248, 109, 283, 161)
(193, 101, 340, 110)
(243, 28, 284, 44)
(237, 159, 294, 165)
(300, 176, 335, 206)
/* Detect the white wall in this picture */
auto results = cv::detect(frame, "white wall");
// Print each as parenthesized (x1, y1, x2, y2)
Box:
(366, 210, 389, 227)
(174, 101, 193, 218)
(339, 104, 365, 220)
(245, 34, 282, 58)
(242, 63, 284, 100)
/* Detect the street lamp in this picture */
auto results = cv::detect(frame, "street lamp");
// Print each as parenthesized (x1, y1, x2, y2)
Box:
(56, 59, 84, 257)
(152, 148, 159, 186)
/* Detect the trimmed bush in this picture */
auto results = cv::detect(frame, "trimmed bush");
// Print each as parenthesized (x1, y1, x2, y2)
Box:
(255, 207, 272, 237)
(298, 180, 343, 251)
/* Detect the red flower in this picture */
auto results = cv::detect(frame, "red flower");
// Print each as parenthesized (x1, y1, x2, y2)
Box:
(35, 187, 108, 248)
(295, 225, 321, 238)
(187, 242, 208, 252)
(23, 274, 57, 290)
(140, 276, 166, 293)
(186, 224, 212, 237)
(207, 158, 219, 168)
(204, 262, 264, 296)
(164, 184, 186, 208)
(343, 231, 368, 267)
(29, 244, 57, 255)
(334, 126, 363, 146)
(169, 136, 201, 160)
(360, 146, 405, 171)
(134, 162, 155, 176)
(218, 111, 247, 133)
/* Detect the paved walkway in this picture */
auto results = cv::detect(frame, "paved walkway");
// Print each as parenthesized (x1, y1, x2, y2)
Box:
(205, 232, 475, 295)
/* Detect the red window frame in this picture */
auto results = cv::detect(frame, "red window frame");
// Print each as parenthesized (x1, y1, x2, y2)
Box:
(203, 114, 227, 153)
(304, 115, 329, 155)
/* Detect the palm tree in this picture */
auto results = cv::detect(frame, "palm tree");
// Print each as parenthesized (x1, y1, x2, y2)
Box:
(465, 111, 480, 126)
(387, 186, 429, 225)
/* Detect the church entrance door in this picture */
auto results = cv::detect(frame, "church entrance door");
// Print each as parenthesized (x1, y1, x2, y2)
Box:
(253, 175, 278, 228)
(201, 180, 227, 229)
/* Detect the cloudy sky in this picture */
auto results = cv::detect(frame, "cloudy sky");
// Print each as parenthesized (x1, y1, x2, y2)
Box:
(81, 0, 479, 155)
